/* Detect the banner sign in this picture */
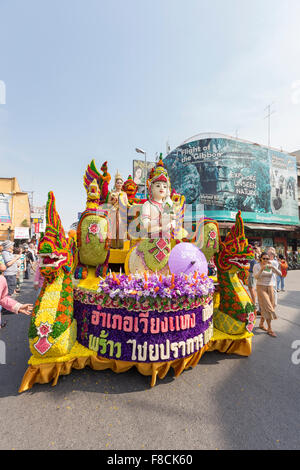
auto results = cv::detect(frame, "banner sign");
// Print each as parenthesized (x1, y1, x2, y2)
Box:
(74, 295, 213, 363)
(14, 227, 30, 239)
(133, 160, 155, 188)
(164, 136, 299, 225)
(0, 193, 11, 223)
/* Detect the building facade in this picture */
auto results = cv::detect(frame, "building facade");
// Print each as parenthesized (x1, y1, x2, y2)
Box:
(0, 177, 31, 242)
(164, 133, 300, 256)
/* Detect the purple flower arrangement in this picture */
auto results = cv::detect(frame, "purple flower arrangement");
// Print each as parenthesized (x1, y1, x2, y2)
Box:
(98, 271, 215, 304)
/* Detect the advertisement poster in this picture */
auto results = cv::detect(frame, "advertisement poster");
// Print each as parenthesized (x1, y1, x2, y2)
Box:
(163, 136, 299, 225)
(0, 193, 11, 223)
(133, 160, 155, 195)
(14, 227, 30, 239)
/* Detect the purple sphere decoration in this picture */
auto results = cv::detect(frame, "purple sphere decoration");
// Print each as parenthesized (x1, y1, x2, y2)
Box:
(168, 242, 208, 276)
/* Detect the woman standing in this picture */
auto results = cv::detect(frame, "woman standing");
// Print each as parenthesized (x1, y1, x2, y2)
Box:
(253, 252, 282, 337)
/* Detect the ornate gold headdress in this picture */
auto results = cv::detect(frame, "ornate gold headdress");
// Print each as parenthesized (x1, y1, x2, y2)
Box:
(114, 169, 124, 188)
(147, 154, 171, 198)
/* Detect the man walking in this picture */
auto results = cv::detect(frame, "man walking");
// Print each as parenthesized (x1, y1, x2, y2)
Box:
(23, 244, 34, 280)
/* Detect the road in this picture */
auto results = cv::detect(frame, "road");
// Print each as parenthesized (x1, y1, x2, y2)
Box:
(0, 271, 299, 450)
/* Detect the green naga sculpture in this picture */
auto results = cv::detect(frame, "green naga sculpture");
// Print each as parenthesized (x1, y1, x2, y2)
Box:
(28, 192, 77, 358)
(213, 211, 255, 335)
(189, 216, 220, 263)
(190, 212, 255, 335)
(74, 160, 110, 279)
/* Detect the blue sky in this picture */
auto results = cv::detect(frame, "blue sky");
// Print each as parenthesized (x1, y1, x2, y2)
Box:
(1, 0, 300, 229)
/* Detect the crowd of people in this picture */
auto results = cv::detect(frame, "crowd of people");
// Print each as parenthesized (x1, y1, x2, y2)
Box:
(0, 239, 37, 329)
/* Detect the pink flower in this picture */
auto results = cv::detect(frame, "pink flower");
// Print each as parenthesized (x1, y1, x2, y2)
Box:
(248, 313, 255, 322)
(246, 322, 254, 333)
(37, 322, 52, 337)
(88, 223, 100, 235)
(209, 230, 217, 240)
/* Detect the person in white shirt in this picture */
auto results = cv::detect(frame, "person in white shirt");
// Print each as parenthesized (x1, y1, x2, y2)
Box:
(253, 252, 281, 337)
(267, 247, 279, 306)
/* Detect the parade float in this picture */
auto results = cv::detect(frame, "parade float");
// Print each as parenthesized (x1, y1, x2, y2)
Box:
(19, 158, 255, 392)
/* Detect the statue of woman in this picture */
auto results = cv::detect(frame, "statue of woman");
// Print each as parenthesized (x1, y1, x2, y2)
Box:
(108, 171, 128, 249)
(141, 160, 175, 238)
(126, 159, 176, 274)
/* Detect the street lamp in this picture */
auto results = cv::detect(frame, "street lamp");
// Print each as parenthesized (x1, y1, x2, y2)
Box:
(135, 147, 147, 198)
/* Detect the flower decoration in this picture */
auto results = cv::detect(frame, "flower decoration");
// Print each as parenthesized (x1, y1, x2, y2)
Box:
(88, 223, 100, 235)
(246, 311, 256, 333)
(86, 222, 102, 243)
(33, 322, 53, 355)
(36, 322, 53, 338)
(207, 230, 218, 249)
(98, 271, 215, 305)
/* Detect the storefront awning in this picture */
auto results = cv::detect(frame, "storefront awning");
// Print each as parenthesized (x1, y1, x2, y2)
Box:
(213, 221, 300, 231)
(218, 222, 236, 229)
(244, 223, 299, 231)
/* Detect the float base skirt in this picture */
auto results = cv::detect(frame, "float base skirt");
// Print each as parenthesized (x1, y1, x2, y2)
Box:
(19, 332, 252, 392)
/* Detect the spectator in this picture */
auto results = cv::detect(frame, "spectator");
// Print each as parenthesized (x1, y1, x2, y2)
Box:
(23, 244, 35, 279)
(33, 257, 44, 300)
(0, 242, 7, 325)
(248, 246, 260, 311)
(253, 252, 282, 337)
(208, 259, 217, 277)
(0, 274, 33, 329)
(29, 242, 37, 262)
(267, 247, 279, 307)
(1, 240, 21, 296)
(277, 254, 288, 292)
(14, 247, 23, 293)
(19, 247, 26, 287)
(0, 243, 6, 273)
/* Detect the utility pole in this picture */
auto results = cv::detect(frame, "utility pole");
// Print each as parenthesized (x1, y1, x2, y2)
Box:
(264, 103, 276, 148)
(24, 190, 34, 211)
(23, 190, 34, 240)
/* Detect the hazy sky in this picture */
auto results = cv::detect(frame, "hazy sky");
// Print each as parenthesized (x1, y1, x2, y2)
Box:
(1, 0, 300, 229)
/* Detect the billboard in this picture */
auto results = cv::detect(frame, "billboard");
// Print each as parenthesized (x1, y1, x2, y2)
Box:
(0, 193, 11, 223)
(14, 227, 30, 239)
(133, 160, 156, 195)
(163, 135, 299, 225)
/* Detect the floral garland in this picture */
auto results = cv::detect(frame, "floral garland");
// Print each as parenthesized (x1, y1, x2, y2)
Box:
(74, 287, 213, 313)
(74, 271, 215, 313)
(99, 271, 215, 300)
(29, 273, 74, 340)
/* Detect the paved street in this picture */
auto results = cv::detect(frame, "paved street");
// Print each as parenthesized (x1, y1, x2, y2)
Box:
(0, 271, 299, 450)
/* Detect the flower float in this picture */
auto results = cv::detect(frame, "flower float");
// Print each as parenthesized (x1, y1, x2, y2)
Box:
(73, 271, 215, 363)
(19, 159, 255, 393)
